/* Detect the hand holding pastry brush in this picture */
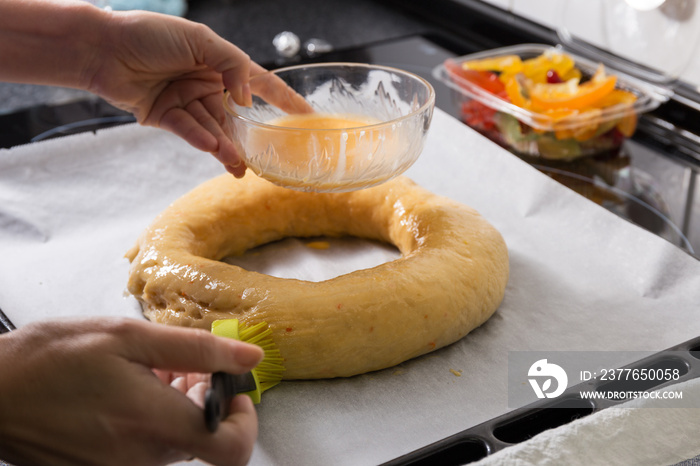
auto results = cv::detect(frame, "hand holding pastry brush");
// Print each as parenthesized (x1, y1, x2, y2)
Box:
(204, 319, 284, 432)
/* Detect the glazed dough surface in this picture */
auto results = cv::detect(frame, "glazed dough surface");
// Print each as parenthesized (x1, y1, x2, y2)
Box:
(126, 174, 509, 379)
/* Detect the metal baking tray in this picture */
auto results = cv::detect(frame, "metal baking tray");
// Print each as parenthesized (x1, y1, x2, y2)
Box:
(2, 307, 697, 465)
(384, 336, 700, 465)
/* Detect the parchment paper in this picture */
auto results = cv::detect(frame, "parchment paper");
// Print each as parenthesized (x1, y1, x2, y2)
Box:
(1, 109, 700, 465)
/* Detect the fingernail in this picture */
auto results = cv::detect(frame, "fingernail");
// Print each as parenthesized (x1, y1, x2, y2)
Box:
(225, 163, 247, 179)
(170, 376, 187, 392)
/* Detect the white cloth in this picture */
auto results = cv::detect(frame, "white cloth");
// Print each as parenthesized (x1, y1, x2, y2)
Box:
(475, 378, 700, 466)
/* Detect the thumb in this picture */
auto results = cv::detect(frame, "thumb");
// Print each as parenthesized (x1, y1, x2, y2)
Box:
(115, 319, 264, 374)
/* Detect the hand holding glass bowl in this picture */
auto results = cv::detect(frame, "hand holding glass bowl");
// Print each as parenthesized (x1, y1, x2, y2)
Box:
(224, 63, 435, 192)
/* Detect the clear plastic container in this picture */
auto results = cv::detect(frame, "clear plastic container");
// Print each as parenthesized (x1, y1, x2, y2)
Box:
(433, 44, 671, 160)
(224, 63, 435, 192)
(434, 0, 700, 161)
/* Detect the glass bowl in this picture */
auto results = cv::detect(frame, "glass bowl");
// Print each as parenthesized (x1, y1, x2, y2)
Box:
(224, 62, 435, 192)
(433, 44, 669, 161)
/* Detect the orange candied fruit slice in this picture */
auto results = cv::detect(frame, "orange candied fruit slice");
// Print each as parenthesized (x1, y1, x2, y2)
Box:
(596, 89, 637, 107)
(616, 112, 638, 137)
(504, 76, 529, 108)
(598, 89, 639, 137)
(571, 108, 604, 141)
(529, 65, 617, 111)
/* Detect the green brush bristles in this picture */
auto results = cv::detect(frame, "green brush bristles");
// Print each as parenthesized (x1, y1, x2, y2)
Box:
(211, 319, 285, 402)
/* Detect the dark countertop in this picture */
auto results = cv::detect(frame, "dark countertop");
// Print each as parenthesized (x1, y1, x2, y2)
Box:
(186, 0, 432, 67)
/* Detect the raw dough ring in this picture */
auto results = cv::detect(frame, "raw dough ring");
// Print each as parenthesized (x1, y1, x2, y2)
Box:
(126, 174, 509, 379)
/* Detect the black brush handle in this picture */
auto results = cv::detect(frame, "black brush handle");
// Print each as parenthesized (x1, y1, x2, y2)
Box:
(0, 307, 16, 334)
(204, 371, 256, 432)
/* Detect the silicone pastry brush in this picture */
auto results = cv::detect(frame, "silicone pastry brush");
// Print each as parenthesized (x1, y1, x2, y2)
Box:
(204, 319, 285, 432)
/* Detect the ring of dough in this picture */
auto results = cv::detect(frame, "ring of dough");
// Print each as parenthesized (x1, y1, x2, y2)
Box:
(126, 174, 509, 379)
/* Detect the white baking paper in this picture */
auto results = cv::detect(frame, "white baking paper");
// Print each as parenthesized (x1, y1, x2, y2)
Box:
(1, 109, 700, 466)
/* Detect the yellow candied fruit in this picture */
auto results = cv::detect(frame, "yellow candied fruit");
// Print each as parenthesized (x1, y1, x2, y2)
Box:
(521, 50, 576, 84)
(464, 54, 523, 74)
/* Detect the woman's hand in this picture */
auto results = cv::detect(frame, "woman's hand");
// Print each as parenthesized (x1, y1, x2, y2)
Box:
(87, 10, 262, 177)
(0, 1, 314, 177)
(0, 317, 264, 466)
